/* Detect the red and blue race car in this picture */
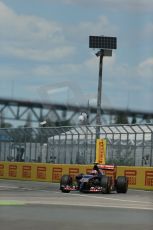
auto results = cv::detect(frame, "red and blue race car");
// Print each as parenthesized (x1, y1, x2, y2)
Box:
(60, 163, 128, 194)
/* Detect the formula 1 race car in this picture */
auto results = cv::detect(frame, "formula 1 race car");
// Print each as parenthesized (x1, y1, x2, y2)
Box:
(60, 163, 128, 194)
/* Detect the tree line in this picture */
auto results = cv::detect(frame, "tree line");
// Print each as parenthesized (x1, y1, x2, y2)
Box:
(0, 111, 137, 128)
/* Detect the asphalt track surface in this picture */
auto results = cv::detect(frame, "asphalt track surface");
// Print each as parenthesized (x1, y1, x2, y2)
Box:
(0, 179, 153, 230)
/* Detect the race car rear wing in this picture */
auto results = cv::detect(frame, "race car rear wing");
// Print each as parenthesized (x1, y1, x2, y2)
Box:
(97, 164, 116, 171)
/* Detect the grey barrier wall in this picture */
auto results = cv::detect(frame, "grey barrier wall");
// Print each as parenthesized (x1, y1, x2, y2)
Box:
(0, 124, 152, 166)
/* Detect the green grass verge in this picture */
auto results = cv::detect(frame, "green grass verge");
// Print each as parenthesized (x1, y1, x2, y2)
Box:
(0, 200, 25, 206)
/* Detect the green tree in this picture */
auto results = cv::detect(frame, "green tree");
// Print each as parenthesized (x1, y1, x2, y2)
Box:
(131, 115, 137, 124)
(0, 112, 13, 128)
(115, 113, 128, 124)
(24, 112, 32, 127)
(0, 122, 13, 128)
(55, 119, 72, 127)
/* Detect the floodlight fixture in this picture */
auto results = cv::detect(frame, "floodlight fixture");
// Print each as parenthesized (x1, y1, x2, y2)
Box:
(78, 112, 88, 125)
(89, 35, 117, 140)
(89, 35, 117, 49)
(95, 49, 112, 57)
(40, 121, 47, 126)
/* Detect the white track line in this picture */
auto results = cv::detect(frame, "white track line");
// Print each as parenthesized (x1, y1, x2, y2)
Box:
(0, 185, 18, 189)
(64, 192, 153, 205)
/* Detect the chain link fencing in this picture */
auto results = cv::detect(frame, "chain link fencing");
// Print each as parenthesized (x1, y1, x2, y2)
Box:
(0, 124, 152, 166)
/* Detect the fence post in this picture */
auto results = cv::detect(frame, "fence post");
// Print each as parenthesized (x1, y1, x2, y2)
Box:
(150, 132, 153, 166)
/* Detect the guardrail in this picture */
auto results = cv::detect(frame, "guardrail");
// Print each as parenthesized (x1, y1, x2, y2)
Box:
(0, 162, 153, 191)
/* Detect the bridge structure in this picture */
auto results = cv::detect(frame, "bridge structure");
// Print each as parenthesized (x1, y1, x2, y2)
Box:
(0, 97, 153, 126)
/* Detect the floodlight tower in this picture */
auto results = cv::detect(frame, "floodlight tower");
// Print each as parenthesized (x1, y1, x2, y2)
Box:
(89, 35, 117, 139)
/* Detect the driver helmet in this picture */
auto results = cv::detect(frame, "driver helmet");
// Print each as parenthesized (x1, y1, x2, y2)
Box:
(100, 169, 105, 175)
(91, 170, 98, 175)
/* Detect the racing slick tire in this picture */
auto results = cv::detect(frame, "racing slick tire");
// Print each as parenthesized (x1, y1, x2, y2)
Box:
(116, 176, 128, 193)
(60, 175, 73, 193)
(100, 175, 111, 194)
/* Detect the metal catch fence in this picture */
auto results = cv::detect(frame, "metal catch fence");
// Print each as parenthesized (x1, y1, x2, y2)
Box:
(0, 124, 153, 166)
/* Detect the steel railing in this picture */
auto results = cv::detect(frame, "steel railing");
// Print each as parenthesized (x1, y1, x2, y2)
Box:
(0, 124, 152, 166)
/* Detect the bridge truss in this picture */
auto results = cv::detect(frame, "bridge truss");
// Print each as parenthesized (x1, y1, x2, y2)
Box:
(0, 98, 153, 126)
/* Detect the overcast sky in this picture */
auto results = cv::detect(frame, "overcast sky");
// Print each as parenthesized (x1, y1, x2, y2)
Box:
(0, 0, 153, 112)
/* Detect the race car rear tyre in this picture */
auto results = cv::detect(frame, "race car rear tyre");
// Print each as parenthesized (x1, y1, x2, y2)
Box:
(60, 175, 73, 193)
(116, 176, 128, 193)
(100, 176, 111, 194)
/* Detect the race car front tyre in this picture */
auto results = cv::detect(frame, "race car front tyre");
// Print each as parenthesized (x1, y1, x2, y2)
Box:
(60, 175, 73, 193)
(116, 176, 128, 193)
(100, 175, 111, 194)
